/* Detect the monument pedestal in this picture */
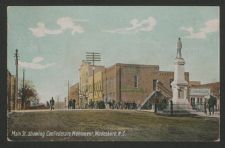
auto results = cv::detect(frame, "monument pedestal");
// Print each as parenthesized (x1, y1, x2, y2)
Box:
(170, 38, 193, 114)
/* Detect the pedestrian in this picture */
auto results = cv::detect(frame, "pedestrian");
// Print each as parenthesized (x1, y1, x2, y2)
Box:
(46, 101, 50, 109)
(72, 99, 76, 109)
(50, 97, 55, 111)
(68, 100, 72, 109)
(204, 100, 207, 115)
(212, 96, 217, 115)
(170, 100, 173, 115)
(208, 97, 212, 115)
(208, 95, 216, 115)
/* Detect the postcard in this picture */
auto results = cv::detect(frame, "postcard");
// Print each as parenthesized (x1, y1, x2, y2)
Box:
(7, 6, 220, 141)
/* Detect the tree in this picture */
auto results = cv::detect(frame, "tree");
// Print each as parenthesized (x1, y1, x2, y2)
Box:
(19, 80, 38, 109)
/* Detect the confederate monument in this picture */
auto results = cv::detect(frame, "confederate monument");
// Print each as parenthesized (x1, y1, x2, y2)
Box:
(171, 38, 190, 110)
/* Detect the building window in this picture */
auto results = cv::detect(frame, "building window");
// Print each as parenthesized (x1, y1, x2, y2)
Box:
(134, 75, 138, 88)
(153, 79, 157, 91)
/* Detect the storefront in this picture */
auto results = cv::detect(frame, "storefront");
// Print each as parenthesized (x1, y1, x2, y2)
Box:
(189, 88, 210, 111)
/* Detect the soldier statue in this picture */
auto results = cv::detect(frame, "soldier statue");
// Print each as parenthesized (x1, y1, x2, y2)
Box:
(176, 37, 182, 58)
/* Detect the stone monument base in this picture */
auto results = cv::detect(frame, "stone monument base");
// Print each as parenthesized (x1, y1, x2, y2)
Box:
(160, 99, 196, 115)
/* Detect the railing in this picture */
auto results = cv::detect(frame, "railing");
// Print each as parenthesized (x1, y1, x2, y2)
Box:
(139, 81, 173, 110)
(156, 80, 172, 98)
(138, 91, 156, 109)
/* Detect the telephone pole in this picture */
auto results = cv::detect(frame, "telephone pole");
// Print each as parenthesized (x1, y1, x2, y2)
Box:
(68, 80, 70, 108)
(57, 96, 59, 109)
(14, 49, 19, 110)
(22, 69, 25, 109)
(85, 52, 101, 103)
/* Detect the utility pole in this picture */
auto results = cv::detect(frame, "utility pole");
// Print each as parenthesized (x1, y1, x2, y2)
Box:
(85, 52, 101, 103)
(68, 80, 70, 108)
(22, 69, 25, 109)
(64, 97, 66, 109)
(79, 76, 81, 109)
(105, 68, 107, 103)
(57, 96, 59, 109)
(14, 49, 19, 110)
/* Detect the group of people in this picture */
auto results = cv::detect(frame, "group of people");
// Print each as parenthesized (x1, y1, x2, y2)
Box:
(45, 95, 217, 115)
(105, 101, 138, 109)
(68, 99, 76, 109)
(204, 95, 217, 115)
(46, 97, 76, 110)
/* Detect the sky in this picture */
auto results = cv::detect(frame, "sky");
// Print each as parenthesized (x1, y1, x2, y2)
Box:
(7, 6, 219, 103)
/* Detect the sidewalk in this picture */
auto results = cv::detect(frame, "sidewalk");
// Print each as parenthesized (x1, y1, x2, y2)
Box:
(138, 109, 220, 118)
(192, 111, 220, 118)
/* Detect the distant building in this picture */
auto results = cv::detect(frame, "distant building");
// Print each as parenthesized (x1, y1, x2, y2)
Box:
(190, 82, 220, 111)
(69, 83, 79, 108)
(189, 88, 210, 110)
(88, 70, 104, 102)
(79, 60, 104, 108)
(79, 61, 91, 97)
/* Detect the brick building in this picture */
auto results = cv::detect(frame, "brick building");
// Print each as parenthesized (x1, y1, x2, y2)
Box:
(7, 70, 16, 111)
(102, 63, 189, 105)
(78, 62, 189, 107)
(103, 63, 160, 104)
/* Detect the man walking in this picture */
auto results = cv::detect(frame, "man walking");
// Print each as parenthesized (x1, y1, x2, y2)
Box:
(50, 97, 55, 111)
(208, 95, 217, 115)
(72, 99, 76, 109)
(204, 100, 207, 115)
